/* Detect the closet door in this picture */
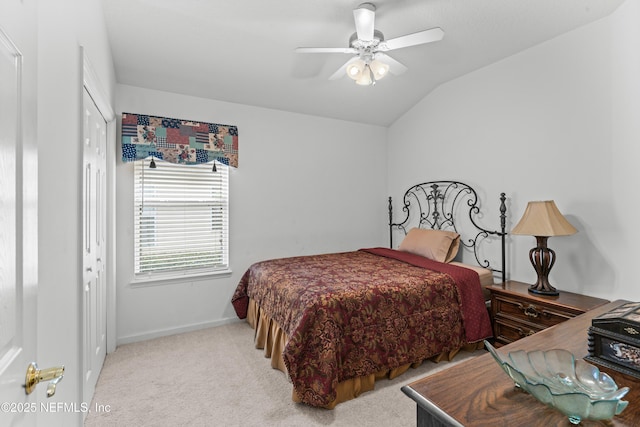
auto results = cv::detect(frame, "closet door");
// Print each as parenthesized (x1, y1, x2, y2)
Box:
(82, 88, 107, 409)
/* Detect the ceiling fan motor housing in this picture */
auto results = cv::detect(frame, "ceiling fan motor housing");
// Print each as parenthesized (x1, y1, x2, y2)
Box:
(349, 30, 385, 63)
(349, 29, 384, 47)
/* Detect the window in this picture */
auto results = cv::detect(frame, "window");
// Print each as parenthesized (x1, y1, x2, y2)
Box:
(134, 159, 229, 277)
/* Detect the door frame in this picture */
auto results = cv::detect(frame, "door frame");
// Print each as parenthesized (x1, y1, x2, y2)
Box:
(81, 49, 116, 358)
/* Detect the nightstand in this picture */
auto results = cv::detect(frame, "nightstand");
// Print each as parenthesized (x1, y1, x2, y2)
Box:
(488, 280, 609, 347)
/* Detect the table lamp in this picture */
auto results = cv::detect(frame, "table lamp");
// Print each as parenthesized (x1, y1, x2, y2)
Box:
(511, 200, 577, 296)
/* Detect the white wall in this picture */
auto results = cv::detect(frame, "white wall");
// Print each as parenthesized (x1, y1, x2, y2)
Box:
(610, 1, 640, 301)
(115, 85, 388, 344)
(37, 0, 116, 425)
(388, 1, 639, 302)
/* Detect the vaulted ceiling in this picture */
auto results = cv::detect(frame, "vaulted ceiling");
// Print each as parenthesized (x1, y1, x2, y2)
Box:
(101, 0, 624, 126)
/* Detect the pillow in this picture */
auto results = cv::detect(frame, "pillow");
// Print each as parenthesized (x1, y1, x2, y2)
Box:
(398, 228, 460, 263)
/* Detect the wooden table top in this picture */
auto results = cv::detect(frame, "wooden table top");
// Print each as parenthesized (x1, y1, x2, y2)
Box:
(403, 300, 640, 426)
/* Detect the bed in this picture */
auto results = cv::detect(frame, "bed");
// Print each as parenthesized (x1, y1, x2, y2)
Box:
(231, 181, 507, 408)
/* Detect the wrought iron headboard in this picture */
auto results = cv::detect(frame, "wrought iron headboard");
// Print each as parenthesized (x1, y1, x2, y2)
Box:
(388, 181, 507, 281)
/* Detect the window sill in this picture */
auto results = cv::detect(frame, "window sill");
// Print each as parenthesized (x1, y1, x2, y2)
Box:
(129, 269, 233, 288)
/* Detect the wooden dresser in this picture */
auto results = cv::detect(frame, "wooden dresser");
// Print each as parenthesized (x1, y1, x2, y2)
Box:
(488, 280, 609, 346)
(402, 300, 640, 426)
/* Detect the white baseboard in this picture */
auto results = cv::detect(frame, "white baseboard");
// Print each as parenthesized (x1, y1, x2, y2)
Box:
(115, 317, 243, 347)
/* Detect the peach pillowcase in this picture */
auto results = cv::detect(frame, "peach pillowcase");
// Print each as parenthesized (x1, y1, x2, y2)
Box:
(398, 228, 460, 263)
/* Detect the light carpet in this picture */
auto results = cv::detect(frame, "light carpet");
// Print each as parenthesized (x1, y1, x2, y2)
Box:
(84, 321, 484, 426)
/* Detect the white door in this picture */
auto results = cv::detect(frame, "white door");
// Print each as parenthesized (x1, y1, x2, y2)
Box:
(0, 12, 39, 427)
(82, 88, 108, 407)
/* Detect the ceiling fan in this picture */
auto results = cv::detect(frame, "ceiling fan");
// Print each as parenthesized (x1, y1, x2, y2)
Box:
(295, 2, 444, 86)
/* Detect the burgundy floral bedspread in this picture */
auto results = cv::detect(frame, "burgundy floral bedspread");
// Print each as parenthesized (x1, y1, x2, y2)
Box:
(231, 248, 492, 407)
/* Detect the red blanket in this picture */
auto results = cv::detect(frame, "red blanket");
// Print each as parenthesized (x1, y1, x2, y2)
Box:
(360, 247, 493, 343)
(231, 248, 492, 407)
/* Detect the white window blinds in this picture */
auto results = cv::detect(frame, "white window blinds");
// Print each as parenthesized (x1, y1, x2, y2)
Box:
(134, 159, 229, 276)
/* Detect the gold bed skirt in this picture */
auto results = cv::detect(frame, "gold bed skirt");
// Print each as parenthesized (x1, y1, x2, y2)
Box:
(246, 298, 483, 409)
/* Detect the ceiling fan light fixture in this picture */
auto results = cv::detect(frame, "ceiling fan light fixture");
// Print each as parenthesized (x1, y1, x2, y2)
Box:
(346, 59, 365, 80)
(355, 65, 374, 86)
(369, 59, 389, 80)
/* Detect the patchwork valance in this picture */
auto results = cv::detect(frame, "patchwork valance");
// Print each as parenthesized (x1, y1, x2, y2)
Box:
(121, 112, 238, 168)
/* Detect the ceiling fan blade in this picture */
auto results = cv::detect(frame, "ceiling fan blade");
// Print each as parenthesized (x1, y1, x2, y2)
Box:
(295, 47, 357, 54)
(329, 56, 360, 80)
(381, 27, 444, 51)
(353, 3, 375, 41)
(374, 53, 407, 76)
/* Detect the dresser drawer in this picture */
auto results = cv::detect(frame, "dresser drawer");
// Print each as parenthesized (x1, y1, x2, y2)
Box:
(493, 294, 577, 328)
(488, 281, 610, 345)
(494, 317, 544, 346)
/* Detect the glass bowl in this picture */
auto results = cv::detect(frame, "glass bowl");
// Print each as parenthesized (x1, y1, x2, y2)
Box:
(485, 340, 629, 424)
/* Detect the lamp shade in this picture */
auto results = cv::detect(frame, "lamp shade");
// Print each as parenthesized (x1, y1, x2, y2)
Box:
(511, 200, 577, 237)
(369, 59, 389, 80)
(355, 65, 373, 86)
(346, 60, 365, 80)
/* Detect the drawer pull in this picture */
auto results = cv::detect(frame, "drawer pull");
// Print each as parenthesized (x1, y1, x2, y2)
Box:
(517, 303, 540, 318)
(517, 327, 536, 338)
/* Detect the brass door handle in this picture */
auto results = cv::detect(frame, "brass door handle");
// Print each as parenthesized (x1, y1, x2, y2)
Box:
(25, 362, 65, 397)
